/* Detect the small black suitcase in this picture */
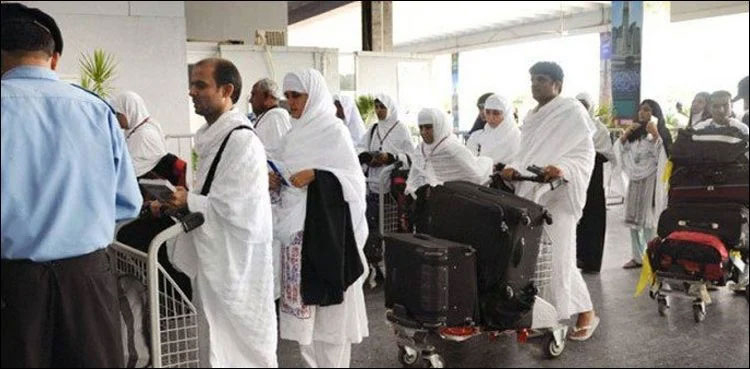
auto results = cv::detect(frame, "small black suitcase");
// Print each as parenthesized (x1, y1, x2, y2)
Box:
(658, 203, 749, 249)
(384, 233, 479, 327)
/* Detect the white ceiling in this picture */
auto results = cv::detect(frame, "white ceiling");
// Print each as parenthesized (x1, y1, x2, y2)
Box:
(393, 1, 611, 46)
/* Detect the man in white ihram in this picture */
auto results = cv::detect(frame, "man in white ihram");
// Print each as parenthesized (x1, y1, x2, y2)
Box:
(166, 58, 277, 367)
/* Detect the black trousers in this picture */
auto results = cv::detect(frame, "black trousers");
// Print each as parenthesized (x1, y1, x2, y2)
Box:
(576, 154, 608, 273)
(1, 249, 123, 368)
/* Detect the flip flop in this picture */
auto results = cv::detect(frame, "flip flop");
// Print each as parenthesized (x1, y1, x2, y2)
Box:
(569, 316, 600, 342)
(622, 260, 642, 269)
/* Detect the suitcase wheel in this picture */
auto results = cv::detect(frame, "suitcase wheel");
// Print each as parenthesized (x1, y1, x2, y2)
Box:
(397, 345, 425, 368)
(657, 295, 669, 316)
(692, 300, 706, 323)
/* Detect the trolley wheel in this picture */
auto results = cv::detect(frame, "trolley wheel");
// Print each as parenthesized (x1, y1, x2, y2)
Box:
(692, 303, 706, 323)
(543, 333, 566, 359)
(398, 345, 426, 368)
(657, 296, 669, 316)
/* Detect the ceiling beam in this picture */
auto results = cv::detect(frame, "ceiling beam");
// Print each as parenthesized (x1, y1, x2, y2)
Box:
(288, 1, 354, 25)
(393, 6, 611, 55)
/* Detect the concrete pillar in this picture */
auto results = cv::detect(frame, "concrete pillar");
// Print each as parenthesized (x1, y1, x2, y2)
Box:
(362, 1, 392, 52)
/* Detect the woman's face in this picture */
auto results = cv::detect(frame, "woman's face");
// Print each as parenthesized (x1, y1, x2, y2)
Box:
(284, 91, 309, 119)
(691, 95, 707, 113)
(374, 100, 388, 121)
(484, 109, 505, 127)
(638, 103, 653, 123)
(419, 124, 434, 144)
(116, 113, 128, 129)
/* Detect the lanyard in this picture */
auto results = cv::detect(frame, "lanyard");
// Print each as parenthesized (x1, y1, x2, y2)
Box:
(420, 136, 449, 168)
(375, 122, 399, 151)
(126, 118, 150, 139)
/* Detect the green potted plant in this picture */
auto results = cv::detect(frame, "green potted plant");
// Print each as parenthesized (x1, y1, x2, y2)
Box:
(79, 49, 118, 98)
(356, 95, 376, 126)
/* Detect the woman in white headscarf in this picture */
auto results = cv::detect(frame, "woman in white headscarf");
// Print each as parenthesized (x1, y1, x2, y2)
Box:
(405, 108, 493, 197)
(110, 91, 167, 177)
(358, 93, 415, 288)
(465, 94, 521, 166)
(334, 94, 367, 147)
(271, 69, 368, 368)
(360, 94, 415, 190)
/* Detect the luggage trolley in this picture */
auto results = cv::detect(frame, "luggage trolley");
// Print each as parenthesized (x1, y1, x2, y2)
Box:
(111, 212, 204, 368)
(648, 241, 749, 323)
(387, 229, 567, 368)
(385, 169, 570, 368)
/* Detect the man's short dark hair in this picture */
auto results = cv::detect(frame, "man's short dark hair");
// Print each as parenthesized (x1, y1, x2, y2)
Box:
(529, 61, 564, 82)
(196, 58, 242, 104)
(1, 20, 55, 57)
(711, 90, 732, 101)
(1, 3, 62, 56)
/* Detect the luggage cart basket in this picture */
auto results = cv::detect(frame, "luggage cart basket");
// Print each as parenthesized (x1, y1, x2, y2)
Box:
(112, 211, 204, 368)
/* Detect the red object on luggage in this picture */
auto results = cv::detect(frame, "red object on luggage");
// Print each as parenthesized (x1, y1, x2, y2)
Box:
(648, 231, 729, 282)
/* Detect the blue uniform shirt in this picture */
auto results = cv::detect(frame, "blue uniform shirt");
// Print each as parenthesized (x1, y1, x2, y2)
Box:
(1, 66, 142, 262)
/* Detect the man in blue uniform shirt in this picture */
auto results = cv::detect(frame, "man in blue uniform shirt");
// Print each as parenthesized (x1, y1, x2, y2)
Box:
(1, 3, 142, 367)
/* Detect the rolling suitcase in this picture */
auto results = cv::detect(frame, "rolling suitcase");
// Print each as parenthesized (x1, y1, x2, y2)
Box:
(657, 203, 749, 249)
(669, 163, 749, 205)
(384, 233, 478, 327)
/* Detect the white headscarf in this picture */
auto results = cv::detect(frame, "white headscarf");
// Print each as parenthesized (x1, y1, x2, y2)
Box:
(575, 92, 616, 163)
(374, 93, 399, 127)
(334, 94, 367, 146)
(111, 91, 151, 130)
(405, 108, 493, 196)
(110, 91, 167, 176)
(469, 94, 521, 164)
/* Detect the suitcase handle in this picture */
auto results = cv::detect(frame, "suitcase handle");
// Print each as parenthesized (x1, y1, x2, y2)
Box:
(414, 233, 431, 241)
(678, 219, 719, 230)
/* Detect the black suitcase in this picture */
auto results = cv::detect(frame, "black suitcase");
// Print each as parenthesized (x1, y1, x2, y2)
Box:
(384, 233, 478, 327)
(670, 126, 749, 166)
(668, 163, 749, 205)
(657, 203, 749, 249)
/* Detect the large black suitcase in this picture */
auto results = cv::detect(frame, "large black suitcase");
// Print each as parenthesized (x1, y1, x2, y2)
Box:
(658, 203, 749, 249)
(670, 126, 749, 166)
(668, 163, 749, 205)
(384, 233, 478, 327)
